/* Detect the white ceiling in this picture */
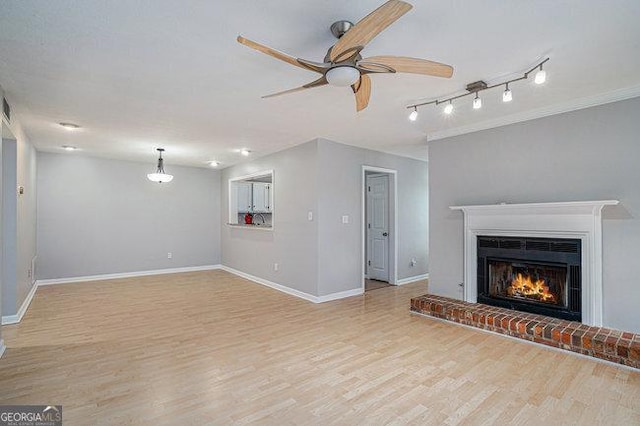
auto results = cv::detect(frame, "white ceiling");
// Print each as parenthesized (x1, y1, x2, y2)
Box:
(1, 0, 639, 168)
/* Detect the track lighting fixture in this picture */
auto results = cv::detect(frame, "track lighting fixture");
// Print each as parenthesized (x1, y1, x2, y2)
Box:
(503, 83, 513, 102)
(406, 58, 549, 118)
(534, 64, 546, 84)
(443, 101, 453, 115)
(408, 106, 418, 121)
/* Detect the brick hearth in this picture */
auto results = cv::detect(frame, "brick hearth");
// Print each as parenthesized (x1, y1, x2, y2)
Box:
(410, 294, 639, 369)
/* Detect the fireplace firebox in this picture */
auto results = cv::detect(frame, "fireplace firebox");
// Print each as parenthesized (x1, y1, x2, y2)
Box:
(477, 236, 581, 321)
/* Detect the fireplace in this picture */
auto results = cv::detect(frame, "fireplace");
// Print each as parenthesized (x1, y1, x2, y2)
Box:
(477, 236, 581, 321)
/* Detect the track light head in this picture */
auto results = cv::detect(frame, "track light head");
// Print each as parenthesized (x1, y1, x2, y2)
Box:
(473, 93, 482, 109)
(443, 101, 453, 115)
(535, 64, 546, 84)
(408, 107, 418, 121)
(503, 84, 513, 102)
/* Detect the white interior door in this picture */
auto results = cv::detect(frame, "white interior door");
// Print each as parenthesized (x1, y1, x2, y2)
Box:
(367, 174, 389, 282)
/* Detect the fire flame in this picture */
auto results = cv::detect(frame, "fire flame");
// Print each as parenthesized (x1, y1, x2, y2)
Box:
(506, 273, 556, 303)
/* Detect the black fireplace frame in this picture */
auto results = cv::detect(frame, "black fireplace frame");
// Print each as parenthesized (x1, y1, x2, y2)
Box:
(477, 236, 582, 321)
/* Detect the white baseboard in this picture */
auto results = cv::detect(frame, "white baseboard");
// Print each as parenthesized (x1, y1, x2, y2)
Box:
(1, 281, 38, 325)
(36, 265, 222, 286)
(0, 339, 5, 359)
(316, 288, 363, 302)
(395, 273, 429, 286)
(219, 266, 363, 304)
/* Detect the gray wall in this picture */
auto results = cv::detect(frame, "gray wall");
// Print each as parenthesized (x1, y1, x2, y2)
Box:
(0, 115, 37, 318)
(17, 132, 37, 310)
(429, 97, 640, 333)
(221, 140, 319, 296)
(221, 138, 428, 298)
(37, 152, 221, 279)
(317, 139, 428, 296)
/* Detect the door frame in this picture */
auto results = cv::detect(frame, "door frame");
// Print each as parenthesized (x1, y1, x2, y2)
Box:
(361, 165, 397, 290)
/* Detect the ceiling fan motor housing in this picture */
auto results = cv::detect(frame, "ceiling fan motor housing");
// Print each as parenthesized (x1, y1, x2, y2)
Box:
(330, 20, 354, 39)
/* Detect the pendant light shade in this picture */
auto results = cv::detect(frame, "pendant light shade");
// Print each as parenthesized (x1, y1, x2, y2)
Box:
(147, 148, 174, 183)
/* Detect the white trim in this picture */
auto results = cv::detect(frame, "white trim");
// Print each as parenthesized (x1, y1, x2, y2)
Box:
(220, 265, 317, 302)
(450, 200, 619, 327)
(220, 265, 363, 304)
(316, 288, 364, 302)
(1, 281, 38, 325)
(395, 273, 429, 286)
(31, 255, 37, 285)
(428, 86, 640, 141)
(0, 339, 5, 359)
(36, 265, 222, 286)
(362, 166, 398, 290)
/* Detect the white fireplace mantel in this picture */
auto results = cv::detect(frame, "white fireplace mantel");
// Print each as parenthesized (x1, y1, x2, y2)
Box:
(450, 200, 619, 327)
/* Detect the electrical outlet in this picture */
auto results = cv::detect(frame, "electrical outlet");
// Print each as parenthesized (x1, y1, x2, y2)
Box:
(274, 263, 279, 271)
(410, 258, 417, 267)
(342, 215, 349, 224)
(308, 211, 313, 221)
(167, 252, 172, 259)
(28, 268, 32, 278)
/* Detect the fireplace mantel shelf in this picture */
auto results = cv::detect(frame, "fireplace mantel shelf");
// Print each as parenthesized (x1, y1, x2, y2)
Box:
(449, 199, 620, 328)
(450, 200, 619, 213)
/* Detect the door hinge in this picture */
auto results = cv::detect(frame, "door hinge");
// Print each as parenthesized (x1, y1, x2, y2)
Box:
(368, 260, 371, 266)
(368, 186, 371, 192)
(368, 223, 371, 229)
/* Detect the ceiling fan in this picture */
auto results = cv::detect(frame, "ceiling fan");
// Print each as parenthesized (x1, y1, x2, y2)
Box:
(237, 0, 453, 112)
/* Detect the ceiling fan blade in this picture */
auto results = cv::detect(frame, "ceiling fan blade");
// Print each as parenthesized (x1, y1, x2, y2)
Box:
(329, 0, 412, 63)
(352, 74, 372, 111)
(237, 36, 316, 72)
(360, 56, 453, 78)
(262, 76, 328, 99)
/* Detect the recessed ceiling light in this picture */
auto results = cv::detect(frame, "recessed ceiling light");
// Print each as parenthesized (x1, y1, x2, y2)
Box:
(240, 149, 250, 156)
(208, 160, 220, 167)
(62, 145, 77, 151)
(59, 122, 81, 130)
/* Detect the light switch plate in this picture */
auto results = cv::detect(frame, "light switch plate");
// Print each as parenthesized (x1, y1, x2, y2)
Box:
(342, 215, 349, 224)
(308, 211, 313, 221)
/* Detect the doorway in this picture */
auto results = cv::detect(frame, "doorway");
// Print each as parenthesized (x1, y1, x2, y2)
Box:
(362, 166, 397, 291)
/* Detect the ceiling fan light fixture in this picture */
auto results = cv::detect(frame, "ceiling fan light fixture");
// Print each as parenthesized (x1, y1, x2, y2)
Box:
(408, 107, 418, 122)
(147, 148, 174, 183)
(325, 66, 360, 87)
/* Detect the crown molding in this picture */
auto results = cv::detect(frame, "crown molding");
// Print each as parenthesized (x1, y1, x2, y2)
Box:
(427, 85, 640, 142)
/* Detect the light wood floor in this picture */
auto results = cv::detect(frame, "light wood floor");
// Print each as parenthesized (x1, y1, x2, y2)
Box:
(0, 270, 638, 425)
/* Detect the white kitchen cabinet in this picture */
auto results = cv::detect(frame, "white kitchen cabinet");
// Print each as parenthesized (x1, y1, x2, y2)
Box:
(252, 183, 272, 213)
(237, 182, 253, 213)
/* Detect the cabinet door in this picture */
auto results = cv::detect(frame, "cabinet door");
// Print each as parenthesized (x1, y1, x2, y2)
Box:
(237, 183, 252, 213)
(252, 183, 267, 213)
(264, 184, 272, 212)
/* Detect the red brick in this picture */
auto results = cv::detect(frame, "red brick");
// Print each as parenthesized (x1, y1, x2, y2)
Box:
(604, 336, 619, 354)
(629, 341, 640, 362)
(552, 328, 562, 342)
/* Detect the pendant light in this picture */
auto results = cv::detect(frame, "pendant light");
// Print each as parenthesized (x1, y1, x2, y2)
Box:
(147, 148, 174, 183)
